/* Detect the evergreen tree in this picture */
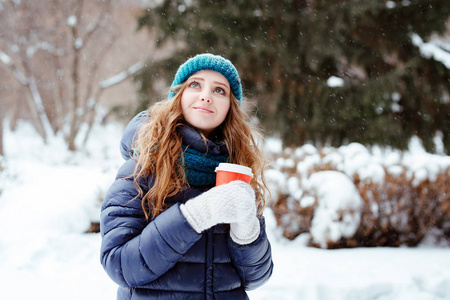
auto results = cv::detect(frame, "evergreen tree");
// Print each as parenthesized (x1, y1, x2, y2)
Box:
(136, 0, 450, 153)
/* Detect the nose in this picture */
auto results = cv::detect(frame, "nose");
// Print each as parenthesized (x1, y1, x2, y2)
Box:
(200, 89, 212, 103)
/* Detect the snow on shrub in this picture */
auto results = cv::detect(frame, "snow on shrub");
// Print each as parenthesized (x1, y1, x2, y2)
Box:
(266, 141, 450, 248)
(305, 171, 362, 248)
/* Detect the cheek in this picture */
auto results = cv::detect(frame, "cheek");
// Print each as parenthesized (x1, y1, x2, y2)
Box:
(219, 102, 231, 120)
(180, 96, 190, 116)
(180, 101, 187, 113)
(224, 100, 231, 114)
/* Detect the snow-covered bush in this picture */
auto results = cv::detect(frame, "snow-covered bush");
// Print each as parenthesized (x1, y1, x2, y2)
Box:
(266, 141, 450, 248)
(352, 169, 450, 247)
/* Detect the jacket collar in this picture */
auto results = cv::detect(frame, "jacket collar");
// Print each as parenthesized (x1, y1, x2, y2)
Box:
(120, 111, 229, 159)
(179, 125, 228, 156)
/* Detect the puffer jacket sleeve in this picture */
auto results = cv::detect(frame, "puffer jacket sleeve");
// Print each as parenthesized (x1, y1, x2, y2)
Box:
(227, 217, 274, 290)
(100, 158, 202, 287)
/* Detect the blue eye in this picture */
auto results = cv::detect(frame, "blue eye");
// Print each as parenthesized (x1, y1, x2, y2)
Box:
(189, 81, 200, 88)
(214, 87, 225, 94)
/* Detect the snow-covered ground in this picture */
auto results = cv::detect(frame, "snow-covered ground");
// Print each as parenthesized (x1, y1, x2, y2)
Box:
(0, 121, 449, 300)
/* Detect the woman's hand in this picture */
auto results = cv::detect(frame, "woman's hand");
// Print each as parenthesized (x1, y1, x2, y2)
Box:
(180, 181, 258, 235)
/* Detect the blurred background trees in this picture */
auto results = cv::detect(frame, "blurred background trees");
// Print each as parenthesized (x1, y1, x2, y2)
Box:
(1, 0, 449, 154)
(136, 0, 450, 153)
(0, 0, 149, 151)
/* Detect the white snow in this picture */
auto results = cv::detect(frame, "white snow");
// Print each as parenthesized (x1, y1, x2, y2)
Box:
(263, 137, 283, 154)
(386, 1, 396, 9)
(99, 62, 145, 89)
(74, 38, 84, 49)
(0, 120, 449, 300)
(0, 51, 11, 65)
(67, 15, 77, 27)
(412, 33, 450, 68)
(249, 212, 450, 300)
(141, 0, 165, 9)
(305, 171, 362, 248)
(327, 76, 344, 87)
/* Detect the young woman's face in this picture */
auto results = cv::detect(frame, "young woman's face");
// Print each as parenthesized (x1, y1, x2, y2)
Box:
(181, 70, 231, 137)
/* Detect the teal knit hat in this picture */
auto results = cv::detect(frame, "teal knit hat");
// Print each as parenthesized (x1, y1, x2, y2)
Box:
(168, 53, 242, 101)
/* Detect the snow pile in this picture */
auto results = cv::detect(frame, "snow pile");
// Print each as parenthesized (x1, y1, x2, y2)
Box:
(0, 120, 122, 299)
(305, 171, 362, 248)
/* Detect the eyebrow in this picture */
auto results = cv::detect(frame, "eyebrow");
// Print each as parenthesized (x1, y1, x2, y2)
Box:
(189, 77, 230, 91)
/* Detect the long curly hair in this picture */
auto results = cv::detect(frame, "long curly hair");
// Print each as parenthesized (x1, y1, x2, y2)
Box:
(132, 82, 270, 220)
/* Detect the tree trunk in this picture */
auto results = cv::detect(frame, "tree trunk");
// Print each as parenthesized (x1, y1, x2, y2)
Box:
(9, 99, 19, 132)
(67, 0, 84, 151)
(21, 59, 54, 143)
(27, 76, 54, 139)
(67, 46, 80, 151)
(24, 90, 47, 143)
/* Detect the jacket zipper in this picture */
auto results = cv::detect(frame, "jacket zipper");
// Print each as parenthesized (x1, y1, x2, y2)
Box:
(205, 229, 214, 300)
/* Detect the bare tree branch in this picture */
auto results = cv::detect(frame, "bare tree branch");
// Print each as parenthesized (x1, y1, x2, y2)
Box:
(82, 31, 117, 109)
(1, 0, 142, 151)
(82, 61, 145, 146)
(81, 0, 112, 46)
(99, 62, 145, 90)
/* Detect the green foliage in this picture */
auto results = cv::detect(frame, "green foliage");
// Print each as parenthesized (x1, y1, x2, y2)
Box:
(136, 0, 450, 153)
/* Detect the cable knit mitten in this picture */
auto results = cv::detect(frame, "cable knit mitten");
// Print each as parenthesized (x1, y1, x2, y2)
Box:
(180, 181, 258, 234)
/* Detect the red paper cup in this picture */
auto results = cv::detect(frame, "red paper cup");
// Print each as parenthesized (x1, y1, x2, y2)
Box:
(215, 163, 253, 186)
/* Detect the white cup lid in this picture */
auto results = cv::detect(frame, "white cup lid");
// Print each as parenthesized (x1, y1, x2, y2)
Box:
(215, 163, 253, 177)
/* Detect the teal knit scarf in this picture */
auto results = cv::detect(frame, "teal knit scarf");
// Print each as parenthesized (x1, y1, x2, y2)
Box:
(181, 145, 229, 186)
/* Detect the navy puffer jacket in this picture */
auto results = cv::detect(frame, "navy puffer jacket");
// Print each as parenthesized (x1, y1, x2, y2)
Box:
(100, 112, 273, 299)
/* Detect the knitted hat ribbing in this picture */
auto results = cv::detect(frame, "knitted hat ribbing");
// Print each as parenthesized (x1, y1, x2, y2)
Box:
(168, 53, 242, 101)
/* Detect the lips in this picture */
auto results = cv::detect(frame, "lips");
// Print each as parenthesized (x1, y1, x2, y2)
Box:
(194, 106, 214, 113)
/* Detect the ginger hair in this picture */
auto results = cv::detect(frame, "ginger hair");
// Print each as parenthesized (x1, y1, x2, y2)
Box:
(132, 82, 270, 220)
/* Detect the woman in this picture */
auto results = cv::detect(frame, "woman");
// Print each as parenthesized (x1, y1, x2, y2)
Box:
(100, 53, 273, 299)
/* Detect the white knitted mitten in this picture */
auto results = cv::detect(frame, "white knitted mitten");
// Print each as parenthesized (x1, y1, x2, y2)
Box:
(180, 181, 257, 234)
(230, 216, 260, 245)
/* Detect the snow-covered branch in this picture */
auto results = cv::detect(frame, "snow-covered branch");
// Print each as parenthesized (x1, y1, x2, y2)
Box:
(411, 33, 450, 69)
(0, 51, 11, 65)
(99, 62, 145, 89)
(81, 0, 112, 46)
(26, 42, 66, 58)
(0, 51, 28, 85)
